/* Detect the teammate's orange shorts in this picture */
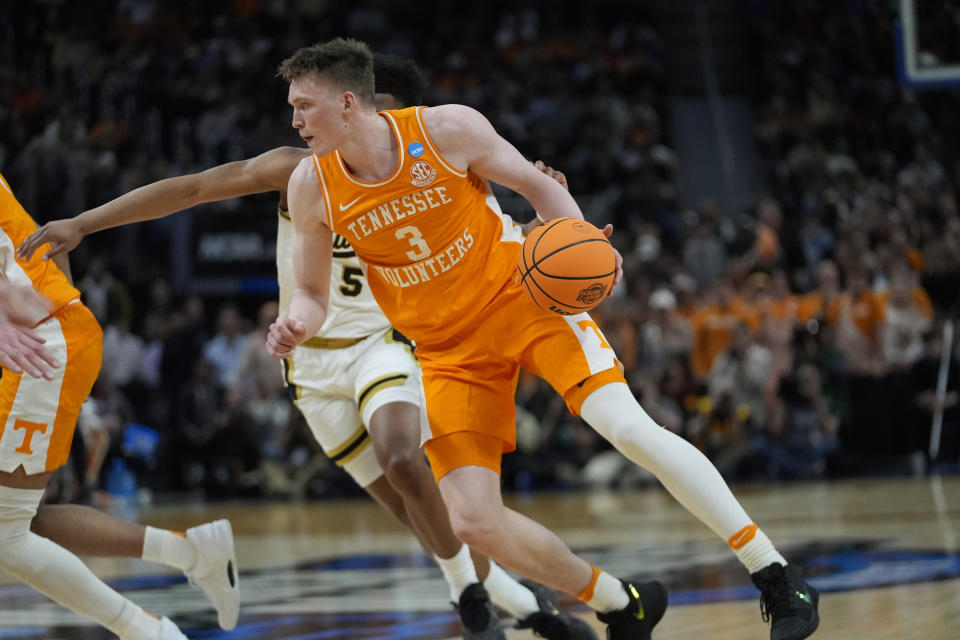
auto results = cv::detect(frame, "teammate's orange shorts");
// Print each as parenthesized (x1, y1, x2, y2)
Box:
(0, 301, 102, 474)
(418, 280, 624, 481)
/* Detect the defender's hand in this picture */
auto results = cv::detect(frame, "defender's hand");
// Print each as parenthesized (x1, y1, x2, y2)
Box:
(17, 218, 83, 261)
(534, 160, 569, 191)
(266, 317, 307, 358)
(602, 224, 623, 291)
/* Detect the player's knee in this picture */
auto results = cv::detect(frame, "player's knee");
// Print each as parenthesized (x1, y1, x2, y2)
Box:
(0, 500, 41, 578)
(379, 449, 428, 493)
(446, 501, 502, 550)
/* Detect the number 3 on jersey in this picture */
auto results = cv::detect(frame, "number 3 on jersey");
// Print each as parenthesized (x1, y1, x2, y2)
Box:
(395, 225, 431, 261)
(340, 266, 363, 297)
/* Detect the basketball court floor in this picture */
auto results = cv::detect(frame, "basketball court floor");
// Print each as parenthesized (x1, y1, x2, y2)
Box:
(1, 475, 958, 639)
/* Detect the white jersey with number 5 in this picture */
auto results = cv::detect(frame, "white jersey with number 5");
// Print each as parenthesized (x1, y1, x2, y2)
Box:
(276, 208, 390, 339)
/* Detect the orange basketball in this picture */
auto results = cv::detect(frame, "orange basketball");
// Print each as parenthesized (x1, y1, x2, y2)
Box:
(517, 217, 616, 315)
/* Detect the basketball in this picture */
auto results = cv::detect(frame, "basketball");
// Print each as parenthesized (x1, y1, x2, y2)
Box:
(518, 217, 617, 315)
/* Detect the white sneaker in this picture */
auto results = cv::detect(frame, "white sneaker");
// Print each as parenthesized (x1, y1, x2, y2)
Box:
(158, 616, 188, 639)
(184, 519, 239, 630)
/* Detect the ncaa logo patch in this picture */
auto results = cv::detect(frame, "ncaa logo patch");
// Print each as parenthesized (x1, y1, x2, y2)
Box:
(410, 160, 437, 187)
(408, 142, 425, 157)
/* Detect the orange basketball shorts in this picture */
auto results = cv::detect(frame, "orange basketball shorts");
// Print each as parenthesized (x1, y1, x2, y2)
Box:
(417, 280, 624, 481)
(0, 301, 103, 474)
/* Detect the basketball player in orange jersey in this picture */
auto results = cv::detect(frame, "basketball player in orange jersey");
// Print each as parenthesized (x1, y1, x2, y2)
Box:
(1, 173, 240, 639)
(20, 55, 591, 640)
(268, 39, 821, 640)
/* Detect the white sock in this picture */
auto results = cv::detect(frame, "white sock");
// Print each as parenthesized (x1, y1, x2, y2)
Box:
(0, 486, 162, 640)
(587, 572, 629, 614)
(581, 384, 757, 540)
(110, 601, 165, 640)
(731, 526, 788, 574)
(483, 561, 540, 618)
(142, 526, 196, 572)
(435, 543, 479, 601)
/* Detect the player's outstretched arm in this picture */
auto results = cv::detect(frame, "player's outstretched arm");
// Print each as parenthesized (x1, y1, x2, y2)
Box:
(423, 105, 581, 223)
(266, 158, 333, 359)
(18, 146, 309, 261)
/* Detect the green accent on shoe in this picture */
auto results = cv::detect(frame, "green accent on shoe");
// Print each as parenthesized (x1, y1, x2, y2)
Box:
(628, 583, 645, 620)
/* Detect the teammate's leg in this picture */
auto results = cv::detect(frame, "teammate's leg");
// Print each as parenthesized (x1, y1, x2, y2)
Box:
(30, 504, 240, 630)
(0, 468, 183, 639)
(0, 304, 186, 639)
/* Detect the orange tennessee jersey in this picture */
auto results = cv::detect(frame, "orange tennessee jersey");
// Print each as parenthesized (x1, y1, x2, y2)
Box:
(312, 106, 524, 346)
(0, 173, 80, 314)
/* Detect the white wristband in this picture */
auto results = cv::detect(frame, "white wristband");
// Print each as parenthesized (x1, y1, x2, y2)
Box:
(535, 211, 547, 224)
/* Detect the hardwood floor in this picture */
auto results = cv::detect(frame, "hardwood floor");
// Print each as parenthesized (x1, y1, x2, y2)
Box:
(1, 476, 958, 639)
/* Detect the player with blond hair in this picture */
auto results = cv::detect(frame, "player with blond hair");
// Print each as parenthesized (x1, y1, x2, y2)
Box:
(268, 38, 820, 640)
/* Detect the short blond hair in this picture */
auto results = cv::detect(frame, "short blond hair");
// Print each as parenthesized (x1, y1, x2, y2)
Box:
(277, 38, 375, 105)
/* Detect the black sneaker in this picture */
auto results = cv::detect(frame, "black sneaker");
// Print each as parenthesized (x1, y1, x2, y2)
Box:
(455, 583, 506, 640)
(595, 580, 668, 640)
(515, 579, 598, 640)
(751, 563, 820, 640)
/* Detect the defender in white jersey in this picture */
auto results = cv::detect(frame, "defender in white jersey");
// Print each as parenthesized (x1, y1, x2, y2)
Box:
(276, 211, 418, 486)
(21, 55, 592, 640)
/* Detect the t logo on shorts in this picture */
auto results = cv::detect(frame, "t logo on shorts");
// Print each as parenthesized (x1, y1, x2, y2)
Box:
(13, 420, 47, 455)
(577, 320, 611, 349)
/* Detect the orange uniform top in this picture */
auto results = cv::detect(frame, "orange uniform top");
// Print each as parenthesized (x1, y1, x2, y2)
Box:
(0, 173, 80, 316)
(312, 107, 524, 346)
(688, 299, 759, 378)
(876, 286, 934, 320)
(825, 290, 885, 342)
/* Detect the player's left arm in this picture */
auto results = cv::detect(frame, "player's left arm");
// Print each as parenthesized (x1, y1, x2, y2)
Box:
(424, 105, 581, 223)
(519, 160, 569, 236)
(266, 157, 333, 359)
(424, 105, 622, 285)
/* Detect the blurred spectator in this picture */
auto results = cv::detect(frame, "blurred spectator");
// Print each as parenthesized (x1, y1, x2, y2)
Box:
(78, 256, 133, 324)
(826, 266, 886, 376)
(101, 315, 144, 389)
(682, 202, 728, 288)
(760, 364, 840, 479)
(202, 304, 249, 390)
(879, 262, 933, 370)
(230, 300, 283, 403)
(705, 323, 774, 437)
(689, 279, 759, 379)
(635, 287, 693, 382)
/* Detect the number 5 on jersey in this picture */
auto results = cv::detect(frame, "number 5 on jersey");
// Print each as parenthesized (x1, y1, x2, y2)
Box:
(340, 266, 364, 296)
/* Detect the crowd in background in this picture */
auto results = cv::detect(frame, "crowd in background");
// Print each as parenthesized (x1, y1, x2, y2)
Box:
(2, 0, 959, 503)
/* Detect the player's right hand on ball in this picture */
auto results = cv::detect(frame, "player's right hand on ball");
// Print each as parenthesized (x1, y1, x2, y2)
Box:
(266, 317, 306, 358)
